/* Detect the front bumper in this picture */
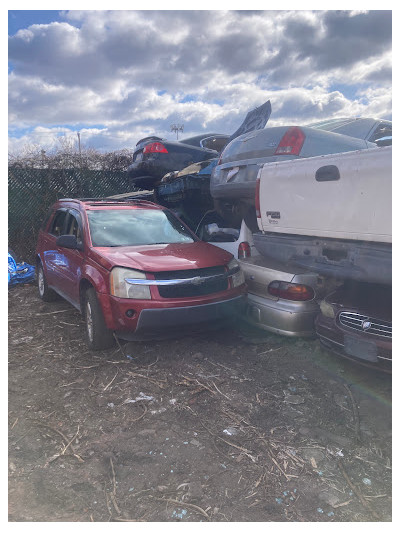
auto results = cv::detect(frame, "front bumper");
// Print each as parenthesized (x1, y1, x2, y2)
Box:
(245, 292, 319, 337)
(116, 294, 246, 340)
(315, 313, 392, 372)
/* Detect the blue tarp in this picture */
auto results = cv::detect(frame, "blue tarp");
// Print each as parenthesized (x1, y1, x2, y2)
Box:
(8, 252, 35, 287)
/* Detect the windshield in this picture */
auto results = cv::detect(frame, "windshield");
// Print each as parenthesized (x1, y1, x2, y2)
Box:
(87, 208, 195, 247)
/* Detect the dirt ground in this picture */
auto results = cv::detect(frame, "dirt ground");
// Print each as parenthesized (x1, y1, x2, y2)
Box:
(8, 283, 392, 522)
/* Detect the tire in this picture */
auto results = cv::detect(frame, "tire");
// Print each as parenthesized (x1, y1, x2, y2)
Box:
(243, 205, 259, 233)
(37, 262, 58, 302)
(84, 288, 115, 351)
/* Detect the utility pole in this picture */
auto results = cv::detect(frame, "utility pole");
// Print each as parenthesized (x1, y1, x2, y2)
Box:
(77, 131, 81, 156)
(170, 124, 184, 140)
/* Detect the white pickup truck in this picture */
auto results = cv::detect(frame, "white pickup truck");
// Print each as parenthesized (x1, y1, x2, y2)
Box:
(253, 145, 392, 285)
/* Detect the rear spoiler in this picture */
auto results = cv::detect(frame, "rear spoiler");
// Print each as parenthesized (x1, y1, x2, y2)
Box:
(135, 136, 164, 147)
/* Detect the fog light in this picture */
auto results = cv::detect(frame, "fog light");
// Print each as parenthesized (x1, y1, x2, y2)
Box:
(125, 309, 136, 318)
(320, 300, 335, 319)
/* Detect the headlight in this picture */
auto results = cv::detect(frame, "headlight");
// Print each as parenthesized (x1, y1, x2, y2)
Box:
(110, 267, 151, 299)
(320, 299, 335, 318)
(228, 259, 245, 288)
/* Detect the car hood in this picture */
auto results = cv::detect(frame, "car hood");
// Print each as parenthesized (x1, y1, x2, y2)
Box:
(326, 283, 392, 322)
(90, 241, 233, 273)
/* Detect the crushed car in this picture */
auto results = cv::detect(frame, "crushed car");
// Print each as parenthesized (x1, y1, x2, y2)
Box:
(35, 198, 246, 350)
(315, 281, 392, 373)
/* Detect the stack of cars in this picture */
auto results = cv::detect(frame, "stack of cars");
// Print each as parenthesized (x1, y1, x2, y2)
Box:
(171, 113, 392, 372)
(42, 105, 391, 372)
(246, 124, 392, 372)
(126, 107, 392, 369)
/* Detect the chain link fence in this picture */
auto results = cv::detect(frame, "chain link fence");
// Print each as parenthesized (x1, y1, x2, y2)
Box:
(8, 166, 133, 262)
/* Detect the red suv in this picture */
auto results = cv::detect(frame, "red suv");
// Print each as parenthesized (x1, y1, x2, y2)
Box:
(36, 198, 246, 350)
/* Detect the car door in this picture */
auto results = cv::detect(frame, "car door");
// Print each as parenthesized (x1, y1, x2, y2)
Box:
(55, 209, 85, 308)
(42, 208, 69, 289)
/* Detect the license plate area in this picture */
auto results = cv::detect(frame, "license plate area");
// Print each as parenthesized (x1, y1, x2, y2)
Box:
(344, 335, 378, 362)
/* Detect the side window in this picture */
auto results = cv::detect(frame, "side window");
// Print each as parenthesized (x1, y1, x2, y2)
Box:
(369, 123, 392, 142)
(65, 211, 83, 245)
(49, 210, 68, 237)
(41, 207, 55, 231)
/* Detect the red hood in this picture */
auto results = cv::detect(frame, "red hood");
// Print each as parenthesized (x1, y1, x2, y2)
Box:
(89, 241, 233, 272)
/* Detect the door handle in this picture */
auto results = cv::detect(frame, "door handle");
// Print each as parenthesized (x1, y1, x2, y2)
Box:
(315, 165, 340, 182)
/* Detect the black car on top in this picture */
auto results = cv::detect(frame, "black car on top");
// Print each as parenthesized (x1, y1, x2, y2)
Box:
(127, 100, 273, 190)
(127, 133, 230, 190)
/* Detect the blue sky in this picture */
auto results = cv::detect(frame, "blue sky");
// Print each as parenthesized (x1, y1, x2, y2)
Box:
(8, 8, 392, 155)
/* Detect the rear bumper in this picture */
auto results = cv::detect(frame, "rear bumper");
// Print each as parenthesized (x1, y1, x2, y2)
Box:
(210, 180, 257, 201)
(253, 233, 392, 285)
(127, 160, 163, 180)
(245, 292, 319, 337)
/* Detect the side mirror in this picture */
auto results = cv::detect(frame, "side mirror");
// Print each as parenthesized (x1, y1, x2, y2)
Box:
(375, 136, 392, 147)
(56, 234, 83, 250)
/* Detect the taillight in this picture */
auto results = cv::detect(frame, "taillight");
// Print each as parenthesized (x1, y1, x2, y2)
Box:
(143, 142, 168, 154)
(238, 241, 251, 259)
(255, 177, 261, 218)
(274, 127, 305, 156)
(268, 281, 314, 301)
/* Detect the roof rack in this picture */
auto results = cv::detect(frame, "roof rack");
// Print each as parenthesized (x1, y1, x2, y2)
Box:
(58, 197, 160, 207)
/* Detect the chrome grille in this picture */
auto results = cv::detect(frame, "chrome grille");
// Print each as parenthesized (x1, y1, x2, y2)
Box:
(339, 312, 392, 339)
(154, 266, 228, 298)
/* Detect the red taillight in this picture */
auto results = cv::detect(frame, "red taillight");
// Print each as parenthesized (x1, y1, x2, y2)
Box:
(238, 241, 251, 259)
(274, 127, 305, 156)
(143, 142, 168, 154)
(255, 177, 261, 218)
(268, 281, 314, 301)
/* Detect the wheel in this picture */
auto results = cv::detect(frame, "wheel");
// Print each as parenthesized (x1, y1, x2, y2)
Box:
(84, 288, 115, 351)
(37, 262, 58, 302)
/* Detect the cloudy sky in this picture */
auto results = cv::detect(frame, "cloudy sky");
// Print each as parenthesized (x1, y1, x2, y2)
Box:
(8, 7, 392, 155)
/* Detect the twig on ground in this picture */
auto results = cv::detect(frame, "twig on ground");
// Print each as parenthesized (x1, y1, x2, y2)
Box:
(179, 375, 215, 395)
(113, 334, 125, 357)
(127, 371, 166, 388)
(35, 309, 73, 315)
(212, 381, 231, 400)
(337, 459, 380, 520)
(60, 425, 80, 456)
(342, 383, 361, 443)
(196, 417, 257, 463)
(130, 403, 148, 423)
(109, 457, 121, 515)
(354, 455, 391, 470)
(33, 421, 84, 463)
(104, 369, 119, 391)
(151, 496, 211, 521)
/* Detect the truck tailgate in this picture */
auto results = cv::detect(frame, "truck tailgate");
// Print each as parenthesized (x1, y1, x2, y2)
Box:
(257, 146, 391, 243)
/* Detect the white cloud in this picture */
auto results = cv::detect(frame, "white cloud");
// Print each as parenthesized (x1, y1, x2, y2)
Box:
(8, 9, 392, 153)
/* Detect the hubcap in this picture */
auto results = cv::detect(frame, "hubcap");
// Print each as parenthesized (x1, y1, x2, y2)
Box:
(86, 300, 94, 342)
